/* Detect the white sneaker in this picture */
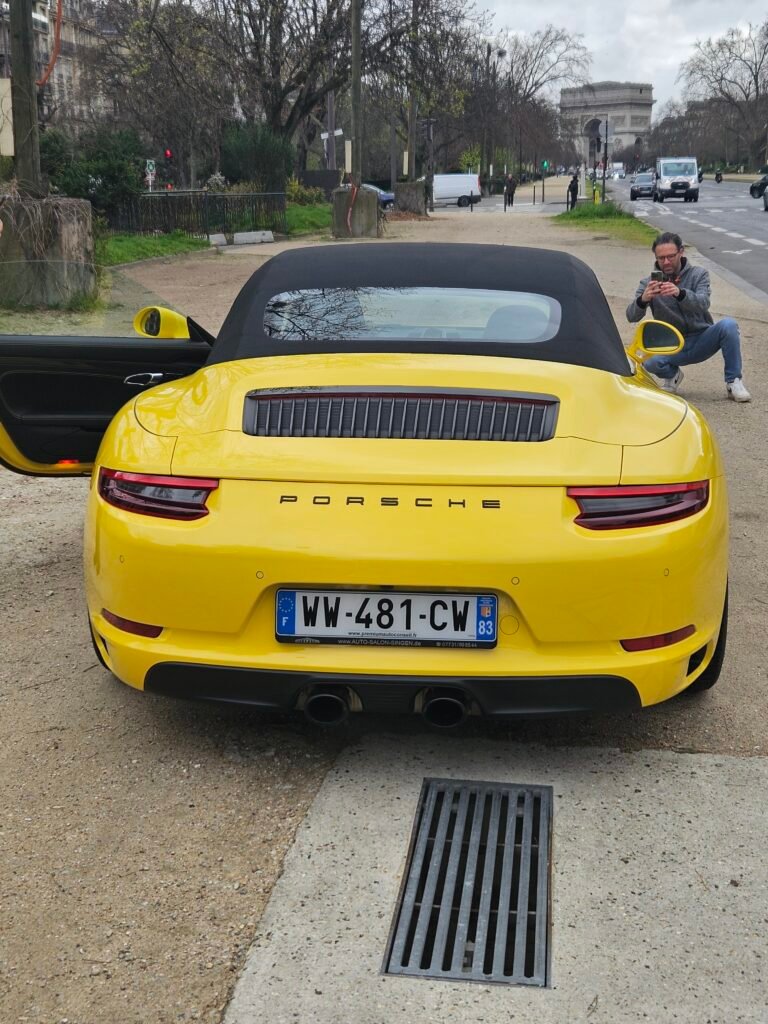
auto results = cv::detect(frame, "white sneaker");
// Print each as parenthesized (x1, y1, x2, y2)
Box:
(726, 378, 751, 402)
(659, 369, 684, 394)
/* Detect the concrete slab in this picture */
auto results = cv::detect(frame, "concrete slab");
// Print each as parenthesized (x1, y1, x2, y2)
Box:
(208, 232, 228, 246)
(233, 230, 274, 245)
(225, 737, 767, 1024)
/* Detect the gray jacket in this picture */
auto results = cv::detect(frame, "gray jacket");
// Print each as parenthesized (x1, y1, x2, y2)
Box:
(626, 258, 714, 336)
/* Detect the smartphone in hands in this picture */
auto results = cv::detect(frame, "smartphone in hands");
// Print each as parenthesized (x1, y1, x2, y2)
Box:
(651, 270, 664, 282)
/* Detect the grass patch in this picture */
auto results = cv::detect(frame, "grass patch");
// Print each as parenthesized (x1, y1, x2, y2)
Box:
(96, 230, 209, 267)
(285, 202, 332, 235)
(554, 200, 658, 245)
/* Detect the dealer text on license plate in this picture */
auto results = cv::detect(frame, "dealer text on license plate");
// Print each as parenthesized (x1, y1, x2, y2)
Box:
(275, 590, 497, 647)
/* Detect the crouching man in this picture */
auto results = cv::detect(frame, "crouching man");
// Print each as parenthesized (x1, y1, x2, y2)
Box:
(626, 231, 750, 402)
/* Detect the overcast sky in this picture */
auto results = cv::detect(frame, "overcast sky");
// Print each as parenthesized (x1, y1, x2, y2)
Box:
(485, 1, 752, 115)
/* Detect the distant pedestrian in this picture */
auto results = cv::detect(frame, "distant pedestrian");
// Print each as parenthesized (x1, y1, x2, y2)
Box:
(504, 174, 517, 211)
(567, 174, 579, 211)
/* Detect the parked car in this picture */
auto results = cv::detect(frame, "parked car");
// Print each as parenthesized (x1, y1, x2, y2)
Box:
(630, 173, 655, 200)
(431, 173, 482, 207)
(0, 243, 727, 724)
(749, 174, 768, 199)
(363, 183, 395, 209)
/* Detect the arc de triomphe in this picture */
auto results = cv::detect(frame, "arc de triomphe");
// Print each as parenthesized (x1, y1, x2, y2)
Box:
(560, 82, 655, 169)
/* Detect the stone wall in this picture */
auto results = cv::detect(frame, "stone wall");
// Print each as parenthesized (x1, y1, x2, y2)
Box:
(0, 198, 97, 307)
(331, 186, 380, 238)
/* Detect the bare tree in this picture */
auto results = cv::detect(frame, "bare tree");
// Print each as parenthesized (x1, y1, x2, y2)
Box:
(681, 21, 768, 167)
(501, 26, 590, 106)
(464, 26, 590, 177)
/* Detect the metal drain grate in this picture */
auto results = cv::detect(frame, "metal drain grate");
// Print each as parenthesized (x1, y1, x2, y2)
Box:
(383, 778, 552, 986)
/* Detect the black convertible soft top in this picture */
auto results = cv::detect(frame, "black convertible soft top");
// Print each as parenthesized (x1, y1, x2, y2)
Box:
(209, 242, 630, 375)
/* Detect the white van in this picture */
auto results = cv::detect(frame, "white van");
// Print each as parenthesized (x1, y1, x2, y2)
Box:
(654, 157, 699, 203)
(431, 173, 482, 207)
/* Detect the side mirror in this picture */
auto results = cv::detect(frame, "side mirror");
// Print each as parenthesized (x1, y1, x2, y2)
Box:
(628, 319, 684, 367)
(133, 306, 190, 339)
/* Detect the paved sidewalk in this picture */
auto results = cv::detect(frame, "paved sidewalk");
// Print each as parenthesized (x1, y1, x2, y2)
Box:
(225, 736, 768, 1024)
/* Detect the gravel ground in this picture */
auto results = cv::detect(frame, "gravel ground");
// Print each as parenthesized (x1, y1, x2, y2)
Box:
(2, 203, 767, 1023)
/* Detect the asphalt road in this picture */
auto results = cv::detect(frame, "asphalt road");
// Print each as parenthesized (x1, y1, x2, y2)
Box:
(611, 176, 768, 299)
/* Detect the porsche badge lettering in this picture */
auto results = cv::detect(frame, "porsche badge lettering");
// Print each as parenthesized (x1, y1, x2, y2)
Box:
(279, 495, 502, 508)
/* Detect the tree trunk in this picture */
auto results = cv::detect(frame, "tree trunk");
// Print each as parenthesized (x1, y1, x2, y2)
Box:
(10, 0, 42, 195)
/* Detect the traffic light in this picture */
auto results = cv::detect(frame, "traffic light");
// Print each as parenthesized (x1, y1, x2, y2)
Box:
(164, 147, 174, 164)
(542, 159, 549, 170)
(596, 135, 602, 153)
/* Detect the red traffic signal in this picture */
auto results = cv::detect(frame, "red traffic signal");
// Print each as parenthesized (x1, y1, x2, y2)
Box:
(164, 148, 173, 161)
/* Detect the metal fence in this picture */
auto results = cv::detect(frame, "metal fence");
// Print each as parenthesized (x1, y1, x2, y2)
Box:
(105, 191, 287, 237)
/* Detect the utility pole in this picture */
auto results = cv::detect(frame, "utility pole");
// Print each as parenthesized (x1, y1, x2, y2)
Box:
(601, 119, 608, 202)
(406, 0, 419, 179)
(326, 88, 337, 170)
(10, 0, 42, 195)
(350, 0, 362, 185)
(388, 0, 397, 190)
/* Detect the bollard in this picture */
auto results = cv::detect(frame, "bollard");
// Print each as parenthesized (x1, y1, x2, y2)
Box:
(470, 189, 474, 212)
(533, 185, 536, 205)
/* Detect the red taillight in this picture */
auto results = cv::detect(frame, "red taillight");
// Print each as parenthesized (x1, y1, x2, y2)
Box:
(567, 481, 709, 530)
(102, 608, 163, 638)
(621, 624, 696, 652)
(98, 469, 218, 520)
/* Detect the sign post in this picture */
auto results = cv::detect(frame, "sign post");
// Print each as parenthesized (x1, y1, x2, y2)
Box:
(145, 159, 156, 193)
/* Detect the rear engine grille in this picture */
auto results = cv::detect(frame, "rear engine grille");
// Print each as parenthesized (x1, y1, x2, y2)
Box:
(243, 388, 558, 442)
(384, 778, 552, 986)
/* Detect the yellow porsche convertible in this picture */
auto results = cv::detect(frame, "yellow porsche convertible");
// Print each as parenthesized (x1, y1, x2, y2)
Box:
(0, 243, 728, 726)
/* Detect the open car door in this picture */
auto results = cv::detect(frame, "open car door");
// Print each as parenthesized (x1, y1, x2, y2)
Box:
(0, 334, 209, 476)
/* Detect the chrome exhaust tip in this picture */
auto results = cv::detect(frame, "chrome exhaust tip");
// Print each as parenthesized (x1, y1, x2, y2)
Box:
(303, 688, 350, 727)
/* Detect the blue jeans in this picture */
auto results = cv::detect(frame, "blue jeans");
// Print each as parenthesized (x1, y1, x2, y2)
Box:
(644, 317, 742, 383)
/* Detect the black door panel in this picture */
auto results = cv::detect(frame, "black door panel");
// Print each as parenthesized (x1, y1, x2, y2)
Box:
(0, 336, 210, 473)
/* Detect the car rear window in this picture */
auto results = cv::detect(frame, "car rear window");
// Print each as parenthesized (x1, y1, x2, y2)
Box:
(262, 288, 562, 343)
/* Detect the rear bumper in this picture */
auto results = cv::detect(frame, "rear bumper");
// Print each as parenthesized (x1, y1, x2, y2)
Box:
(144, 663, 641, 716)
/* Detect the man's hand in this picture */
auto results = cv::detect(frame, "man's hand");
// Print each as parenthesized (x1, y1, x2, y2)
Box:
(640, 280, 662, 303)
(658, 280, 680, 298)
(641, 280, 680, 303)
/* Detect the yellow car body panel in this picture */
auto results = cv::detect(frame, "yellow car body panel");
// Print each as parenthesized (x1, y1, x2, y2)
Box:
(134, 354, 687, 448)
(84, 353, 728, 712)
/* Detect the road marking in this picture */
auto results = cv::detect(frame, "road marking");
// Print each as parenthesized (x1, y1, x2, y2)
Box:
(725, 231, 745, 238)
(722, 249, 752, 255)
(744, 238, 766, 245)
(710, 227, 728, 232)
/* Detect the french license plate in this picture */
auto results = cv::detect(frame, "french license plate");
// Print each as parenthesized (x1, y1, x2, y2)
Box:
(275, 590, 497, 648)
